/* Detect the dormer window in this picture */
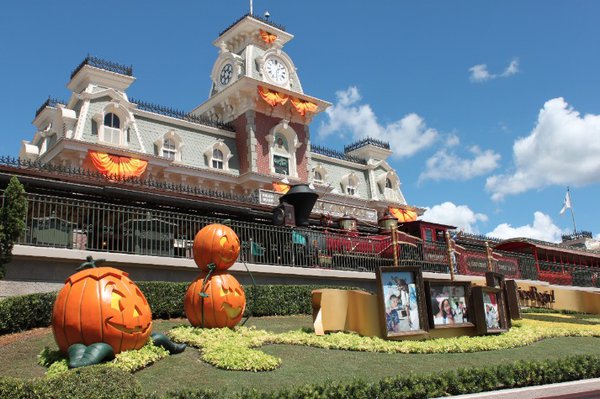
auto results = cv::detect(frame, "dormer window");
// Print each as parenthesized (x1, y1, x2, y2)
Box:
(314, 171, 323, 183)
(205, 141, 233, 171)
(340, 172, 360, 197)
(155, 130, 183, 162)
(212, 149, 224, 169)
(162, 138, 176, 160)
(103, 113, 121, 145)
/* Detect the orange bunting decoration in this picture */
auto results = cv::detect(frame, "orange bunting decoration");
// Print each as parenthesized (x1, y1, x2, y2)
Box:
(389, 207, 418, 223)
(291, 98, 318, 116)
(259, 29, 277, 44)
(184, 272, 246, 328)
(258, 86, 288, 107)
(88, 150, 148, 179)
(193, 224, 241, 272)
(52, 266, 153, 354)
(272, 181, 291, 194)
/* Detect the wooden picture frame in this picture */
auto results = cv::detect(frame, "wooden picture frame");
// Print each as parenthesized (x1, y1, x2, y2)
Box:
(471, 286, 508, 334)
(424, 280, 474, 329)
(485, 271, 505, 288)
(504, 279, 522, 320)
(375, 266, 429, 338)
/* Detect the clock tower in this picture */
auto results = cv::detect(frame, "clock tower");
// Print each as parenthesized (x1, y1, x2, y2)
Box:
(190, 14, 330, 189)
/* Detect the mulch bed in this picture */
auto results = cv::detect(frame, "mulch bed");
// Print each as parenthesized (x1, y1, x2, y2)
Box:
(0, 327, 51, 347)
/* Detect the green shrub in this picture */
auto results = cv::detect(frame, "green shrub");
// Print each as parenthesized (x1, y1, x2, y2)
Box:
(0, 291, 56, 334)
(40, 365, 142, 399)
(0, 283, 356, 336)
(3, 355, 600, 398)
(136, 281, 188, 319)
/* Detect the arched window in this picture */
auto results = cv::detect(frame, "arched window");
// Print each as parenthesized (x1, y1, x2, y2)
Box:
(314, 171, 323, 183)
(385, 178, 393, 189)
(273, 134, 290, 175)
(341, 172, 360, 197)
(102, 113, 121, 145)
(212, 149, 224, 169)
(155, 130, 183, 162)
(267, 120, 300, 178)
(204, 141, 233, 171)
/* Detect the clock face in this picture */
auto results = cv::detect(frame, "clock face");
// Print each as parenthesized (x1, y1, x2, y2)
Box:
(219, 63, 233, 86)
(265, 57, 288, 85)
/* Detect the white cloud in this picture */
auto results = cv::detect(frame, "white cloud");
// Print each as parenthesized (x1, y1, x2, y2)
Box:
(468, 64, 493, 82)
(502, 58, 519, 77)
(419, 144, 500, 182)
(319, 87, 438, 158)
(421, 202, 488, 234)
(487, 212, 563, 243)
(469, 57, 519, 83)
(486, 97, 600, 200)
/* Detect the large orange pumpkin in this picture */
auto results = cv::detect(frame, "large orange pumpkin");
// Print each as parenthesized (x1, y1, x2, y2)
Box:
(52, 267, 153, 354)
(184, 272, 246, 328)
(193, 224, 241, 272)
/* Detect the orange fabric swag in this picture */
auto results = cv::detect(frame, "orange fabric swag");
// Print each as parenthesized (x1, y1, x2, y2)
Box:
(272, 182, 291, 194)
(389, 207, 417, 223)
(88, 150, 148, 179)
(259, 29, 277, 44)
(290, 98, 318, 116)
(258, 86, 288, 107)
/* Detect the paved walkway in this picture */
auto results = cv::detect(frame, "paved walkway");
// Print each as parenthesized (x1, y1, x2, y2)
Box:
(433, 378, 600, 399)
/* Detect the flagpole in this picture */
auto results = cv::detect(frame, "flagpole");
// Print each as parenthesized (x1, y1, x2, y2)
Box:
(567, 187, 578, 234)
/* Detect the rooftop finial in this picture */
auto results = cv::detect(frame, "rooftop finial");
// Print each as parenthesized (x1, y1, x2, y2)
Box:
(250, 0, 253, 15)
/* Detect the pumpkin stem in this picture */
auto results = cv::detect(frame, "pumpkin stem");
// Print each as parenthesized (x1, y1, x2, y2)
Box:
(76, 256, 106, 271)
(221, 219, 232, 226)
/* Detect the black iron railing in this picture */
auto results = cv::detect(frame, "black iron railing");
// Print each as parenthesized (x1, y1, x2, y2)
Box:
(130, 98, 235, 132)
(311, 145, 366, 164)
(344, 137, 390, 153)
(5, 191, 423, 272)
(70, 55, 133, 79)
(562, 231, 593, 241)
(35, 97, 67, 118)
(0, 156, 258, 205)
(220, 13, 286, 37)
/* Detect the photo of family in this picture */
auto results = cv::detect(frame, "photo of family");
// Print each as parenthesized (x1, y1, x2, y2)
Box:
(482, 291, 500, 329)
(380, 270, 422, 335)
(428, 283, 470, 327)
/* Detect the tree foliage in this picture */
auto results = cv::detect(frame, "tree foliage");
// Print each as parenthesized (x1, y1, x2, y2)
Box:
(0, 176, 28, 279)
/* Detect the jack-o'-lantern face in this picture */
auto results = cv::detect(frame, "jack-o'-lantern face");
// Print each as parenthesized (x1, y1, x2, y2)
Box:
(193, 224, 241, 272)
(52, 267, 153, 354)
(184, 272, 246, 328)
(104, 282, 150, 335)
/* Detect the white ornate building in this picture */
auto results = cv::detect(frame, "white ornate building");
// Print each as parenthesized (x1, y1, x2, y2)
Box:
(19, 13, 418, 225)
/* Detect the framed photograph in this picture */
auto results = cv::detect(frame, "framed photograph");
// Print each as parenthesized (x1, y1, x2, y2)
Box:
(375, 266, 428, 338)
(471, 286, 508, 334)
(424, 280, 474, 329)
(485, 271, 505, 288)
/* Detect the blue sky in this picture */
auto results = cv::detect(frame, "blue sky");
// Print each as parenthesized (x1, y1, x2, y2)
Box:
(1, 1, 599, 242)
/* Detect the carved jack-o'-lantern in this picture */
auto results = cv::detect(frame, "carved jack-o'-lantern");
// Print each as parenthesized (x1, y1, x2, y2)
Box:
(184, 272, 246, 328)
(193, 224, 241, 272)
(52, 266, 153, 354)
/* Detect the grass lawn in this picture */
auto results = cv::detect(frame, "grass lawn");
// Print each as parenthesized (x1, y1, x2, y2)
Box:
(1, 313, 600, 396)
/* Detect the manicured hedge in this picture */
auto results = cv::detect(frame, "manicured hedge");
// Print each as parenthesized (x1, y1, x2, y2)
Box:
(0, 283, 354, 335)
(0, 291, 57, 335)
(2, 355, 600, 398)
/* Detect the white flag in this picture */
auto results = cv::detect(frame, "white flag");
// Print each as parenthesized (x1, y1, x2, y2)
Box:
(560, 191, 572, 215)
